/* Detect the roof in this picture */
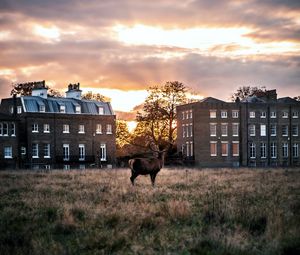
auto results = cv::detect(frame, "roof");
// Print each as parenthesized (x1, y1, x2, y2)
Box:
(199, 97, 226, 104)
(277, 97, 298, 104)
(21, 96, 114, 115)
(241, 95, 266, 103)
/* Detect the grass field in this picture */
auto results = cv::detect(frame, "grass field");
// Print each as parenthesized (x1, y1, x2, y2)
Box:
(0, 168, 299, 255)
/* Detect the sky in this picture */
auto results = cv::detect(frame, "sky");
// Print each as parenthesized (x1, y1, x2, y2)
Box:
(0, 0, 299, 112)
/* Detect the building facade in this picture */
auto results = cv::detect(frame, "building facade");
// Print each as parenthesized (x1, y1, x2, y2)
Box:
(0, 81, 116, 170)
(177, 90, 300, 167)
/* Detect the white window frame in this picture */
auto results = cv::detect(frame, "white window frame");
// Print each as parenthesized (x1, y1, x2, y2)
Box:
(186, 141, 190, 157)
(9, 106, 14, 114)
(0, 123, 3, 136)
(79, 144, 85, 161)
(249, 111, 255, 118)
(221, 141, 228, 156)
(39, 105, 45, 113)
(260, 124, 266, 136)
(260, 111, 266, 118)
(75, 106, 81, 114)
(282, 142, 288, 158)
(63, 144, 70, 161)
(249, 143, 256, 159)
(32, 123, 39, 133)
(32, 143, 39, 158)
(63, 124, 70, 133)
(221, 110, 227, 119)
(210, 141, 217, 156)
(189, 110, 193, 119)
(282, 125, 288, 137)
(78, 124, 85, 134)
(221, 123, 228, 137)
(11, 123, 15, 136)
(44, 144, 51, 158)
(182, 124, 186, 138)
(182, 111, 185, 120)
(271, 142, 277, 159)
(100, 143, 106, 161)
(17, 106, 22, 114)
(186, 111, 189, 120)
(106, 124, 112, 134)
(260, 142, 266, 159)
(21, 147, 26, 155)
(3, 123, 8, 136)
(210, 110, 217, 119)
(282, 111, 288, 118)
(189, 123, 193, 137)
(232, 123, 239, 137)
(98, 107, 104, 115)
(60, 105, 66, 113)
(292, 143, 299, 158)
(4, 146, 12, 159)
(43, 124, 50, 133)
(292, 111, 299, 118)
(232, 110, 239, 118)
(270, 111, 276, 118)
(292, 125, 298, 137)
(190, 141, 193, 157)
(249, 124, 255, 136)
(210, 123, 217, 137)
(270, 124, 276, 136)
(232, 141, 239, 156)
(96, 124, 102, 134)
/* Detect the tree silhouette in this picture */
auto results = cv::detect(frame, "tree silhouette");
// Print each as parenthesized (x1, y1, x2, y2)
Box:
(230, 86, 266, 101)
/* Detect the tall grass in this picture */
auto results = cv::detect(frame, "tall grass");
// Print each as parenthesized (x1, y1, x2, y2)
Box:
(0, 168, 299, 254)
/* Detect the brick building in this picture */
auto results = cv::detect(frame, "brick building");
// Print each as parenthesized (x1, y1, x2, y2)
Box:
(0, 81, 116, 170)
(177, 90, 300, 167)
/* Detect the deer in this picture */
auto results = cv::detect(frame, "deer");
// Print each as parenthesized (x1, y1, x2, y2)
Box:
(128, 146, 166, 186)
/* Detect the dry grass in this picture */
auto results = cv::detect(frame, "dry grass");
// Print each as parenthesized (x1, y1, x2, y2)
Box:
(0, 167, 299, 255)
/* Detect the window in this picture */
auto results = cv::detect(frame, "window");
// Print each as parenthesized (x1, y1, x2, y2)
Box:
(9, 106, 13, 114)
(96, 124, 102, 134)
(78, 125, 85, 134)
(60, 105, 66, 113)
(17, 106, 22, 114)
(106, 124, 112, 134)
(232, 142, 239, 156)
(249, 111, 255, 118)
(271, 142, 277, 158)
(189, 124, 193, 137)
(221, 110, 227, 118)
(63, 144, 70, 161)
(260, 142, 267, 159)
(79, 144, 85, 161)
(249, 143, 256, 159)
(0, 123, 2, 136)
(75, 106, 81, 114)
(260, 111, 266, 118)
(260, 124, 266, 136)
(64, 165, 70, 170)
(282, 143, 288, 158)
(282, 125, 288, 136)
(232, 123, 239, 137)
(282, 111, 288, 118)
(63, 124, 69, 133)
(21, 147, 26, 155)
(210, 110, 216, 118)
(186, 141, 190, 156)
(3, 123, 8, 136)
(186, 124, 189, 137)
(44, 144, 50, 158)
(232, 110, 239, 118)
(182, 111, 185, 120)
(210, 141, 217, 156)
(249, 124, 255, 136)
(11, 123, 15, 136)
(32, 123, 38, 133)
(270, 111, 276, 118)
(190, 142, 193, 157)
(293, 143, 299, 158)
(270, 124, 276, 136)
(182, 124, 186, 137)
(100, 143, 106, 161)
(221, 142, 228, 156)
(4, 146, 12, 158)
(210, 123, 217, 137)
(98, 107, 104, 115)
(292, 111, 299, 118)
(44, 124, 50, 133)
(189, 110, 193, 119)
(186, 111, 189, 119)
(292, 125, 298, 136)
(39, 105, 45, 112)
(32, 144, 39, 158)
(221, 123, 228, 136)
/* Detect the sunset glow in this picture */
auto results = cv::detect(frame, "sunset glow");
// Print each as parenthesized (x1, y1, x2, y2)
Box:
(0, 1, 299, 113)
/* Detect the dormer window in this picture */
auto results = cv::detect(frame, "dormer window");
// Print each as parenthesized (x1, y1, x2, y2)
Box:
(9, 106, 14, 114)
(17, 106, 22, 114)
(60, 105, 66, 113)
(39, 105, 45, 112)
(75, 106, 81, 114)
(98, 107, 104, 115)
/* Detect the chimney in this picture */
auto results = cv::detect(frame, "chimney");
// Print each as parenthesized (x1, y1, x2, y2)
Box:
(266, 89, 277, 101)
(31, 80, 48, 99)
(65, 82, 82, 99)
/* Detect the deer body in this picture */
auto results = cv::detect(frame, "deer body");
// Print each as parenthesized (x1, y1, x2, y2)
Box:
(129, 153, 164, 186)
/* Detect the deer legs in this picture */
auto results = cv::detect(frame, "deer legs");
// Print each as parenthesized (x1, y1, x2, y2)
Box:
(130, 171, 158, 186)
(150, 172, 157, 186)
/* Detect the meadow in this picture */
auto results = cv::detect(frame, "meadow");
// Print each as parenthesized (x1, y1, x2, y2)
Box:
(0, 168, 299, 255)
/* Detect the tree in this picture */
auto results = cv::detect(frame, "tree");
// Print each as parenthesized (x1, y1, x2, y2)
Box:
(293, 96, 300, 101)
(136, 81, 188, 151)
(10, 82, 62, 97)
(82, 91, 111, 102)
(116, 120, 131, 148)
(230, 86, 266, 101)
